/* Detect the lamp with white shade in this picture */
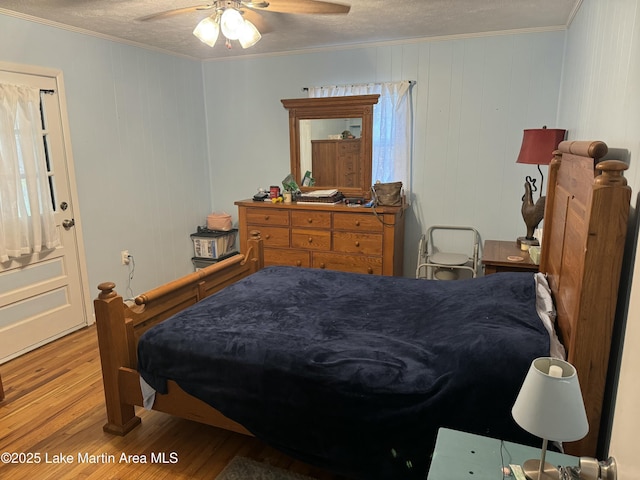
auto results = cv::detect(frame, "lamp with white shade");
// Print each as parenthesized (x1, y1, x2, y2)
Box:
(511, 357, 589, 480)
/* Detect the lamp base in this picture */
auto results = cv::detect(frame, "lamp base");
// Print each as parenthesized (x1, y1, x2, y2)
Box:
(517, 236, 540, 248)
(600, 457, 617, 480)
(522, 459, 560, 480)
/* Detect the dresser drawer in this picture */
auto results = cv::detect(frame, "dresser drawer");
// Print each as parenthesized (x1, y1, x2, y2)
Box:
(312, 252, 382, 275)
(246, 208, 290, 226)
(339, 140, 360, 154)
(264, 248, 310, 267)
(333, 212, 382, 232)
(291, 211, 331, 229)
(291, 229, 331, 250)
(333, 231, 382, 255)
(251, 226, 289, 247)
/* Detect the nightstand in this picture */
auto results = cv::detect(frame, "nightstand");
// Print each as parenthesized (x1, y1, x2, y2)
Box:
(482, 240, 539, 275)
(427, 428, 577, 480)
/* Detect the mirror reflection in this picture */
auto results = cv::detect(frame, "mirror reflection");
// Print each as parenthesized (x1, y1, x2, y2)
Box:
(300, 118, 363, 188)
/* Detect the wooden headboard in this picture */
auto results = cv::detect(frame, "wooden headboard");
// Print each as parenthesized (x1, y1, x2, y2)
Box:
(539, 140, 631, 456)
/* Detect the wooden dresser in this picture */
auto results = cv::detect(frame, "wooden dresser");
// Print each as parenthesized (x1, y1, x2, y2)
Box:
(235, 200, 405, 276)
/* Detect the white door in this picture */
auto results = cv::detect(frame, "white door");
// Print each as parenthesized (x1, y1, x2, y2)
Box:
(0, 64, 91, 363)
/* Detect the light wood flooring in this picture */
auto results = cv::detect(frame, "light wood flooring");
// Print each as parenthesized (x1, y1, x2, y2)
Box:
(0, 326, 348, 480)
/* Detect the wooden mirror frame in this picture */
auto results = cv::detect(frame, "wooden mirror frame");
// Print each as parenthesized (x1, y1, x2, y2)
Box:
(281, 94, 380, 199)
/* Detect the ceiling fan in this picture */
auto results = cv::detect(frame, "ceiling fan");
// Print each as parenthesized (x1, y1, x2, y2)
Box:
(138, 0, 351, 50)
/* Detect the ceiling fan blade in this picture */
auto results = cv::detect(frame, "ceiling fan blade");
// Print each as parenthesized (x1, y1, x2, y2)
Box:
(241, 9, 273, 34)
(137, 4, 214, 22)
(248, 0, 350, 14)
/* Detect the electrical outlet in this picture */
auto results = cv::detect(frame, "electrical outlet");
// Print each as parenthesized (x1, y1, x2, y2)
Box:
(121, 250, 130, 265)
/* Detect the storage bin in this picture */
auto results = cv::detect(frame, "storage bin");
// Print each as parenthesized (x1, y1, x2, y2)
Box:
(191, 252, 238, 271)
(190, 228, 237, 259)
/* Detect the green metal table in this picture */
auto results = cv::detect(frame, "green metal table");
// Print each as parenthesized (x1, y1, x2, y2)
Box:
(427, 428, 578, 480)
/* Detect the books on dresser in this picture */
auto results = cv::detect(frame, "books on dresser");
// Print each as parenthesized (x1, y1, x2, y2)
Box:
(296, 189, 345, 205)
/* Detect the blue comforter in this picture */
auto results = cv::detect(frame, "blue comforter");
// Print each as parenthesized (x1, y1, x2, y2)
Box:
(138, 266, 548, 479)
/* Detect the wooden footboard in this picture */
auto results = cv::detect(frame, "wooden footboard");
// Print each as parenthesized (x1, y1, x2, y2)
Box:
(94, 232, 263, 435)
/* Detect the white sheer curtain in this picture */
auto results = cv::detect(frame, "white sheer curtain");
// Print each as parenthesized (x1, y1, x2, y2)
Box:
(0, 83, 59, 262)
(308, 81, 412, 199)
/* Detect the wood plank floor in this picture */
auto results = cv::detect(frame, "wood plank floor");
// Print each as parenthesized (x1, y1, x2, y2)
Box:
(0, 326, 348, 479)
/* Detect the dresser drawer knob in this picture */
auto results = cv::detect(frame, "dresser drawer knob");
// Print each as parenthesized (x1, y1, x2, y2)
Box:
(355, 241, 360, 247)
(265, 234, 271, 239)
(355, 220, 360, 226)
(264, 215, 270, 220)
(367, 267, 373, 274)
(296, 261, 302, 266)
(308, 237, 313, 243)
(307, 218, 313, 223)
(320, 263, 326, 269)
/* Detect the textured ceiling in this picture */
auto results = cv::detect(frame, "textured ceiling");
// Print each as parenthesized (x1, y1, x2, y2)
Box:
(0, 0, 580, 60)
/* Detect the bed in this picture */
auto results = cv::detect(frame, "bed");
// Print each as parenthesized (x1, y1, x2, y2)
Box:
(94, 140, 631, 479)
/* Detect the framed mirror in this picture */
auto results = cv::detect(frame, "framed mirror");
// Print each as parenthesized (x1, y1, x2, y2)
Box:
(281, 95, 379, 199)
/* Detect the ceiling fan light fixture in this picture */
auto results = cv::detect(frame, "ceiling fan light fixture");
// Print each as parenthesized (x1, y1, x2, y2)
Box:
(220, 8, 245, 40)
(238, 19, 261, 48)
(243, 1, 270, 8)
(193, 15, 219, 47)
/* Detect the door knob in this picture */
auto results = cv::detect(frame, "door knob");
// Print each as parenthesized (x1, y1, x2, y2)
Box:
(62, 219, 75, 230)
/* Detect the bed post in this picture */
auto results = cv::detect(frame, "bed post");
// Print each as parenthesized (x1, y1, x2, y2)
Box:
(94, 282, 142, 435)
(246, 230, 264, 273)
